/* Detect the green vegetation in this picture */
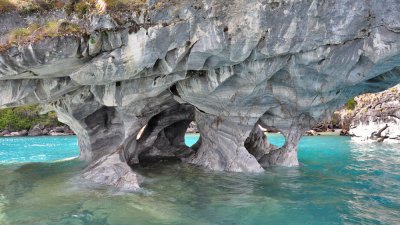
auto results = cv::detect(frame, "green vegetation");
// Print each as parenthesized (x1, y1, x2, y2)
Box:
(344, 98, 357, 110)
(64, 0, 98, 17)
(6, 20, 82, 47)
(330, 112, 340, 128)
(104, 0, 146, 11)
(389, 86, 399, 93)
(0, 0, 16, 12)
(0, 0, 150, 53)
(64, 0, 147, 16)
(0, 0, 147, 14)
(1, 0, 147, 50)
(0, 104, 61, 131)
(0, 0, 65, 14)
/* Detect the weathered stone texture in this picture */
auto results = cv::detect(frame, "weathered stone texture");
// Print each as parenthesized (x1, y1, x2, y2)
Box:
(1, 0, 400, 190)
(349, 85, 400, 142)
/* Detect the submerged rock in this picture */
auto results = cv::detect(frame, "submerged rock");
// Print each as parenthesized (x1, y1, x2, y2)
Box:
(0, 0, 400, 189)
(82, 147, 142, 192)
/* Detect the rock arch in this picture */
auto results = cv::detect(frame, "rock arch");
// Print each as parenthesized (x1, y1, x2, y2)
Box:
(0, 0, 400, 190)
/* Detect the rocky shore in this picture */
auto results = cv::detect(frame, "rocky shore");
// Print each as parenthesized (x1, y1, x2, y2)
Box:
(0, 125, 74, 137)
(349, 85, 400, 142)
(304, 85, 400, 141)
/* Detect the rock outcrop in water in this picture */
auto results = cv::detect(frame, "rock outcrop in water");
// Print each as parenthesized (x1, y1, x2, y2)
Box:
(348, 85, 400, 142)
(1, 0, 400, 190)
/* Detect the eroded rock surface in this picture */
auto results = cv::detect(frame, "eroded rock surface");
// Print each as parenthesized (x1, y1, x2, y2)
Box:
(188, 111, 264, 172)
(349, 85, 400, 142)
(1, 0, 400, 190)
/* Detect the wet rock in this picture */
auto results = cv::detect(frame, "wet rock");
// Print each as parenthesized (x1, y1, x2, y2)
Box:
(188, 111, 264, 172)
(0, 1, 399, 189)
(83, 147, 142, 192)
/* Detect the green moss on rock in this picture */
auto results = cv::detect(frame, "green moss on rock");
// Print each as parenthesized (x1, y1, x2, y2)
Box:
(5, 20, 83, 49)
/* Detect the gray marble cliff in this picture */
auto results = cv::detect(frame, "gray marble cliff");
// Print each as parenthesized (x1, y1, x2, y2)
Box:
(0, 0, 400, 191)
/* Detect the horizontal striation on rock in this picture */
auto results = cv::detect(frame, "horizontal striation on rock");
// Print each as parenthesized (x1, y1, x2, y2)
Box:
(0, 0, 399, 190)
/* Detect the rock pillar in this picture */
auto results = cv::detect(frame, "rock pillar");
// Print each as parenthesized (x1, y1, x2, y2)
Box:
(82, 147, 141, 191)
(188, 110, 264, 172)
(52, 89, 124, 162)
(259, 128, 303, 167)
(244, 125, 278, 161)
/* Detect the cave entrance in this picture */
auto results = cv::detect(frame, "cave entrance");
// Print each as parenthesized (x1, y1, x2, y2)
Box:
(137, 120, 196, 166)
(133, 104, 197, 167)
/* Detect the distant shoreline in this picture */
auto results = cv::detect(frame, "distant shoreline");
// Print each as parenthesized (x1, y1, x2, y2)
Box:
(0, 125, 75, 137)
(0, 130, 344, 138)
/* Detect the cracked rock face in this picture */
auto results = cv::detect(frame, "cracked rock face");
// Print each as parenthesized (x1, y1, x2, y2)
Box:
(1, 0, 400, 190)
(349, 85, 400, 142)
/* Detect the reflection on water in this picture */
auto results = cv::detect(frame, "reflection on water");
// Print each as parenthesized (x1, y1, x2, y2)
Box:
(344, 141, 400, 224)
(0, 135, 399, 224)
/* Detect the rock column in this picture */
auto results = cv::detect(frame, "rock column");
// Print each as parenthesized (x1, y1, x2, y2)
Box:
(244, 125, 278, 161)
(188, 110, 264, 172)
(259, 127, 303, 167)
(51, 90, 142, 191)
(52, 89, 124, 162)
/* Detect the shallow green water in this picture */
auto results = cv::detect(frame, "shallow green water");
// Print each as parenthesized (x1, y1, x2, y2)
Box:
(0, 134, 399, 224)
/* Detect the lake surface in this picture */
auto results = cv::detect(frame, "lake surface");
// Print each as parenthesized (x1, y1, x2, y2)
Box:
(0, 134, 399, 225)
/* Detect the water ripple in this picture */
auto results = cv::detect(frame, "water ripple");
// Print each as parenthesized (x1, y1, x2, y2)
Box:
(0, 135, 398, 224)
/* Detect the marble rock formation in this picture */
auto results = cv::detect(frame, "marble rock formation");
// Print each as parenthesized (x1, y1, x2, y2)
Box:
(1, 0, 400, 190)
(349, 85, 400, 142)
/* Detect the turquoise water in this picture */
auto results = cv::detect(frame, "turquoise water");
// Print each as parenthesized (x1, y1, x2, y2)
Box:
(0, 136, 78, 163)
(0, 134, 399, 224)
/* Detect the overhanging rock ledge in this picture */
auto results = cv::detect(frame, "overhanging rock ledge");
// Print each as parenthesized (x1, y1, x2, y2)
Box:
(1, 0, 400, 190)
